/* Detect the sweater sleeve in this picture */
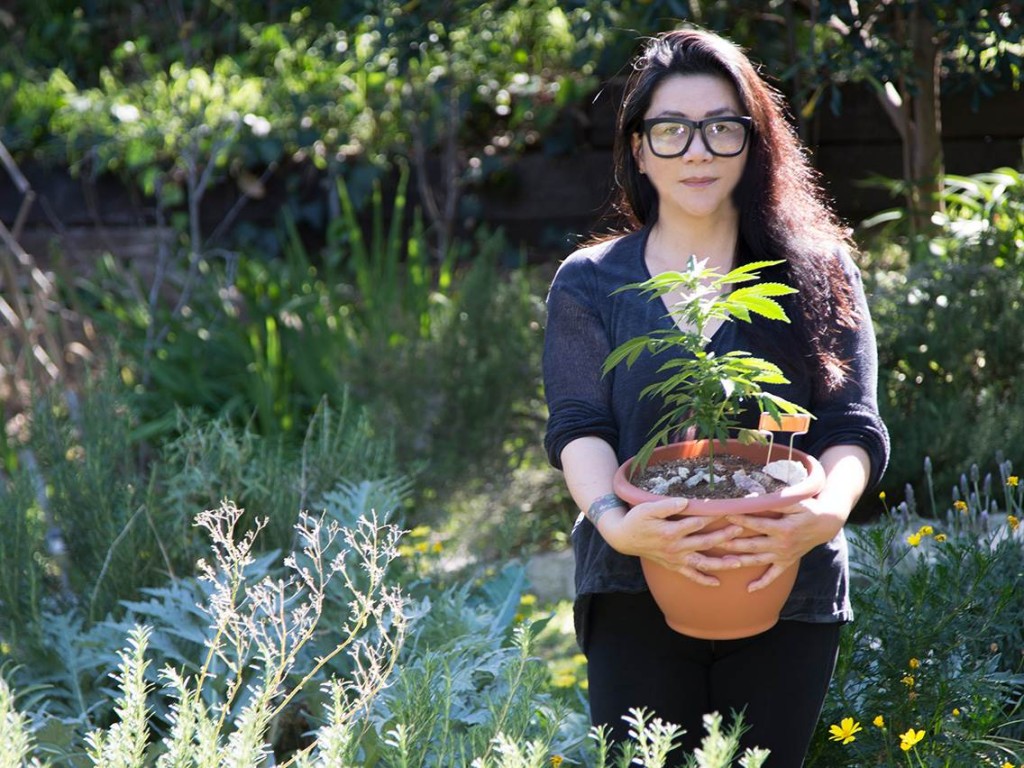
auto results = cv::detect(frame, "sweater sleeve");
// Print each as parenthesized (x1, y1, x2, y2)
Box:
(542, 259, 619, 470)
(802, 253, 890, 488)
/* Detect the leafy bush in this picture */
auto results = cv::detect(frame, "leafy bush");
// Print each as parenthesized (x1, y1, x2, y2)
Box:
(4, 488, 407, 765)
(2, 1, 605, 233)
(1, 378, 154, 631)
(0, 378, 396, 671)
(0, 491, 768, 768)
(77, 172, 545, 492)
(810, 455, 1024, 766)
(866, 167, 1024, 503)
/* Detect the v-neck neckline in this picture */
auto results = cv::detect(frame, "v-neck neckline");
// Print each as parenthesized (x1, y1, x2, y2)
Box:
(636, 227, 730, 344)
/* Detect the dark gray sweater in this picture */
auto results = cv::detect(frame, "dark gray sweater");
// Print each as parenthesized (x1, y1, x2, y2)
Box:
(542, 228, 890, 639)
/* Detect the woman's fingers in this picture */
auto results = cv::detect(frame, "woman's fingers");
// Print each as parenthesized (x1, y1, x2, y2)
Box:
(636, 496, 690, 519)
(746, 562, 793, 592)
(621, 499, 786, 585)
(675, 565, 722, 587)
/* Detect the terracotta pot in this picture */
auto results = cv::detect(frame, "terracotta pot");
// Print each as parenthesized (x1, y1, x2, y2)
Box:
(612, 438, 825, 640)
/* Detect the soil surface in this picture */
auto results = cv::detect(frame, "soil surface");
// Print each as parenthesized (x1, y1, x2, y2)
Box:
(631, 455, 789, 500)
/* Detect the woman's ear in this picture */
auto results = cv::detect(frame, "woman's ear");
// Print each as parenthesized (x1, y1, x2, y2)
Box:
(631, 132, 646, 175)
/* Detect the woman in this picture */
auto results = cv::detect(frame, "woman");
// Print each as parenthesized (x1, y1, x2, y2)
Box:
(542, 28, 889, 766)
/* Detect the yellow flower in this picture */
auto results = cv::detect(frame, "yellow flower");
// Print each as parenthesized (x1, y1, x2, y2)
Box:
(918, 525, 933, 536)
(952, 707, 961, 717)
(954, 500, 968, 514)
(551, 672, 576, 688)
(908, 657, 921, 669)
(935, 533, 948, 542)
(899, 728, 925, 751)
(1000, 762, 1013, 768)
(551, 757, 564, 768)
(901, 675, 915, 687)
(828, 717, 862, 745)
(1009, 515, 1020, 532)
(879, 491, 887, 501)
(1008, 476, 1019, 487)
(520, 593, 538, 606)
(907, 532, 923, 547)
(409, 525, 432, 538)
(873, 715, 885, 728)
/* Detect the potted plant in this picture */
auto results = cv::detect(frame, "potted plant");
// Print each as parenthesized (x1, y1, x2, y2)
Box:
(603, 256, 826, 639)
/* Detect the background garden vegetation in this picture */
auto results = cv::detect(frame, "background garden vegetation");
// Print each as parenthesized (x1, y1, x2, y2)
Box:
(1, 1, 1023, 765)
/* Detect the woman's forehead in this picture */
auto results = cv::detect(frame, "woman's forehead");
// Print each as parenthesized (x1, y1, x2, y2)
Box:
(646, 74, 742, 117)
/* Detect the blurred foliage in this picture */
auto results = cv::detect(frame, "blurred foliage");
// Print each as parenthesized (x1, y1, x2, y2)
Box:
(0, 0, 609, 245)
(72, 170, 546, 496)
(797, 1, 1022, 112)
(863, 167, 1024, 508)
(0, 381, 395, 662)
(4, 1, 1019, 187)
(791, 1, 1022, 232)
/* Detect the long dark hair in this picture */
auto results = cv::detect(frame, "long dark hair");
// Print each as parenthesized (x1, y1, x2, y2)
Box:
(608, 27, 858, 391)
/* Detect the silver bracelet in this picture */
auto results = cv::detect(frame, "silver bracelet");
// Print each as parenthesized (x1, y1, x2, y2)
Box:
(586, 493, 627, 526)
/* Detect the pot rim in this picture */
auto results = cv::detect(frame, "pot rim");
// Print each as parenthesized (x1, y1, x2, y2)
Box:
(612, 438, 826, 515)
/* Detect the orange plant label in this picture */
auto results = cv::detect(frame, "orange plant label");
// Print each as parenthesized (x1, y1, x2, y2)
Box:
(758, 413, 812, 433)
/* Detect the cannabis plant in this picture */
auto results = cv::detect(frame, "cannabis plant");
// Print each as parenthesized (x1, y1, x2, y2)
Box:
(603, 256, 809, 478)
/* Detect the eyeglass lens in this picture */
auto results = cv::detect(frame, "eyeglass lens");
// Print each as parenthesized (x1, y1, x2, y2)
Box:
(647, 118, 748, 157)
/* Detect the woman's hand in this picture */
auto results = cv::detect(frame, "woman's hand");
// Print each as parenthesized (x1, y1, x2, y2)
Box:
(719, 444, 872, 591)
(720, 496, 846, 592)
(601, 497, 748, 587)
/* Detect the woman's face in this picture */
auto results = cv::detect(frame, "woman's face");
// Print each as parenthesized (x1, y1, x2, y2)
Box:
(632, 73, 749, 225)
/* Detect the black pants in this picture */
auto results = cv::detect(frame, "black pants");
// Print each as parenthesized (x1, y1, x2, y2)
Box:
(585, 591, 841, 768)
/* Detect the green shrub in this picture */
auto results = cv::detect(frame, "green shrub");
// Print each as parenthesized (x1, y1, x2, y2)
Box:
(866, 167, 1024, 505)
(78, 177, 545, 493)
(0, 490, 768, 768)
(153, 397, 398, 555)
(3, 489, 407, 765)
(2, 378, 153, 628)
(3, 2, 604, 211)
(0, 378, 397, 673)
(810, 455, 1024, 766)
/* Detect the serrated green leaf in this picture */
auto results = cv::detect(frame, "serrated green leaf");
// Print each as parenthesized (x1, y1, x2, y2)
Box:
(734, 282, 798, 298)
(728, 295, 790, 322)
(720, 260, 786, 282)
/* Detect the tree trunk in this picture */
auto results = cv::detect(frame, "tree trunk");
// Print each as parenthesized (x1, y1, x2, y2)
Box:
(907, 9, 945, 236)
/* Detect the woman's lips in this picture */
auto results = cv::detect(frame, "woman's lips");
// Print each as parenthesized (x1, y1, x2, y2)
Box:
(682, 177, 717, 187)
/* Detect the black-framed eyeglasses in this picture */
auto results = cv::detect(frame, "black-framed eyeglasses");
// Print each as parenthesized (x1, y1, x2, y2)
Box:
(641, 116, 753, 158)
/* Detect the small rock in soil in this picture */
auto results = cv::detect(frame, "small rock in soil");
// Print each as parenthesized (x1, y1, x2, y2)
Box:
(631, 455, 791, 500)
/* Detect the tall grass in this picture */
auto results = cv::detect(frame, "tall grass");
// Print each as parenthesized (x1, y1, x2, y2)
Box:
(0, 380, 397, 673)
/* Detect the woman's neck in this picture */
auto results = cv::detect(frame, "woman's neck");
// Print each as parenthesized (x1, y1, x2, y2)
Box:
(646, 215, 740, 275)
